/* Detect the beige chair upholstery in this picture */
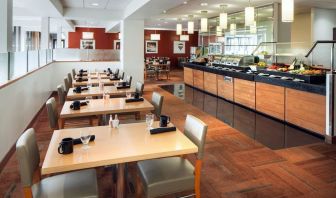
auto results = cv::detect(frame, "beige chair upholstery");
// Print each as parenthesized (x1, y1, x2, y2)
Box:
(64, 77, 70, 92)
(151, 92, 163, 118)
(46, 97, 59, 129)
(72, 69, 76, 78)
(135, 82, 144, 96)
(137, 115, 208, 198)
(57, 85, 66, 105)
(126, 75, 132, 86)
(16, 128, 98, 198)
(67, 73, 73, 85)
(114, 68, 119, 76)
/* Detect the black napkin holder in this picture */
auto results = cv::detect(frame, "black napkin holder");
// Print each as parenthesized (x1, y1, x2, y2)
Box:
(117, 85, 130, 89)
(73, 135, 95, 145)
(150, 127, 176, 135)
(125, 98, 144, 103)
(70, 101, 87, 110)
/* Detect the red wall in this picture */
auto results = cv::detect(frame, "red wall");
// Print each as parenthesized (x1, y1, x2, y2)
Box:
(68, 27, 119, 49)
(144, 30, 199, 68)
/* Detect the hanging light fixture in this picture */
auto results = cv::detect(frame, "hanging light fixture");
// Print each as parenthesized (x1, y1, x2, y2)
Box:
(230, 17, 236, 36)
(282, 0, 294, 22)
(150, 26, 160, 41)
(188, 15, 194, 34)
(219, 5, 228, 30)
(176, 19, 182, 35)
(216, 26, 222, 37)
(200, 11, 208, 33)
(180, 35, 189, 41)
(250, 21, 257, 34)
(245, 0, 255, 26)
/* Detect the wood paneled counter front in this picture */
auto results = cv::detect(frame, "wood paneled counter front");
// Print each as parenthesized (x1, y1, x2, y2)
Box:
(183, 64, 326, 135)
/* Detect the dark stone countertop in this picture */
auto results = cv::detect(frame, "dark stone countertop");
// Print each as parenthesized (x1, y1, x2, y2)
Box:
(184, 62, 326, 95)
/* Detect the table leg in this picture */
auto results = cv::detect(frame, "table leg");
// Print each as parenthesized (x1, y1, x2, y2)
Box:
(117, 163, 126, 198)
(58, 118, 65, 129)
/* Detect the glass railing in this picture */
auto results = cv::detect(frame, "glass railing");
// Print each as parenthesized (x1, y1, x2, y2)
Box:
(0, 48, 120, 86)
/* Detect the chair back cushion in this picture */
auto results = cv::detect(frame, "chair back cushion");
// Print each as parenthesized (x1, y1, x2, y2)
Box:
(67, 73, 72, 85)
(135, 82, 144, 96)
(57, 84, 65, 105)
(72, 69, 76, 78)
(46, 97, 59, 129)
(119, 72, 125, 80)
(16, 128, 40, 187)
(64, 77, 70, 92)
(126, 75, 132, 86)
(151, 92, 163, 118)
(184, 115, 208, 159)
(114, 68, 119, 76)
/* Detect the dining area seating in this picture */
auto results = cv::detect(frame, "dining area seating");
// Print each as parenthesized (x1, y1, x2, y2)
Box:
(145, 57, 171, 80)
(15, 67, 208, 198)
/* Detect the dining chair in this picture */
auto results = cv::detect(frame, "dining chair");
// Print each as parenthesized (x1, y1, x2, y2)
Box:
(126, 75, 132, 86)
(151, 92, 163, 119)
(119, 71, 125, 80)
(64, 77, 70, 92)
(136, 115, 208, 198)
(67, 73, 73, 85)
(114, 68, 119, 76)
(57, 84, 66, 105)
(135, 82, 144, 96)
(16, 128, 98, 198)
(72, 68, 76, 78)
(158, 63, 170, 80)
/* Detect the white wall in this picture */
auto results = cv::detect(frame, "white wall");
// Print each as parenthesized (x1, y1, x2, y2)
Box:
(121, 19, 144, 84)
(312, 8, 336, 67)
(0, 61, 121, 162)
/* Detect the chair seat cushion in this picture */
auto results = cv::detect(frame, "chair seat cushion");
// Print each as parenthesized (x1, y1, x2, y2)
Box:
(137, 157, 195, 198)
(32, 169, 98, 198)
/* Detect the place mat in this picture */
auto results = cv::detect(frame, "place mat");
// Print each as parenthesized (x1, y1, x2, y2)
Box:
(73, 135, 95, 145)
(125, 98, 144, 103)
(117, 85, 131, 89)
(150, 127, 177, 135)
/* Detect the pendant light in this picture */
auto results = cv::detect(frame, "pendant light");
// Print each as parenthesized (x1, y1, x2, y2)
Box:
(200, 11, 208, 33)
(188, 15, 194, 34)
(219, 5, 228, 30)
(245, 0, 254, 26)
(180, 35, 189, 41)
(250, 21, 257, 34)
(230, 18, 236, 36)
(216, 26, 222, 37)
(282, 0, 294, 22)
(150, 25, 160, 41)
(176, 19, 182, 35)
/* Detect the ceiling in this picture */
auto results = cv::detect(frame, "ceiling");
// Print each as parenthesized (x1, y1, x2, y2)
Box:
(12, 0, 336, 33)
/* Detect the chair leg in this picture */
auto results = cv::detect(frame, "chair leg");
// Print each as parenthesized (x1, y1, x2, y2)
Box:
(194, 160, 202, 198)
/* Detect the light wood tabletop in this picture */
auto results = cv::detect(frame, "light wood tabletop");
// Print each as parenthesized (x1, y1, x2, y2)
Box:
(67, 86, 135, 100)
(41, 122, 198, 197)
(75, 74, 110, 79)
(60, 98, 154, 119)
(72, 78, 120, 87)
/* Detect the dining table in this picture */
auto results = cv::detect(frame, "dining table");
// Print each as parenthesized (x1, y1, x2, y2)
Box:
(67, 86, 135, 100)
(58, 97, 154, 129)
(41, 122, 198, 198)
(72, 78, 120, 87)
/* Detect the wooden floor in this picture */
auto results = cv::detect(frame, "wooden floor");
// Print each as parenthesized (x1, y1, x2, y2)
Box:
(2, 70, 336, 198)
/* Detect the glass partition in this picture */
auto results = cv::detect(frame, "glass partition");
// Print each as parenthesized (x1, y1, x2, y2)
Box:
(28, 50, 39, 71)
(39, 49, 47, 66)
(9, 51, 27, 79)
(0, 53, 9, 84)
(53, 49, 120, 61)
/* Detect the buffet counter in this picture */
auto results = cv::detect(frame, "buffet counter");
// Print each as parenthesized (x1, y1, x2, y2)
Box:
(184, 63, 326, 136)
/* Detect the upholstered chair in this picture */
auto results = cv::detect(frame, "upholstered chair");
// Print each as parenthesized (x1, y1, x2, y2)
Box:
(57, 84, 66, 105)
(135, 82, 144, 96)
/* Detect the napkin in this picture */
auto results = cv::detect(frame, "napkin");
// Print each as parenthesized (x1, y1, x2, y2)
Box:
(73, 135, 95, 145)
(125, 98, 144, 103)
(150, 127, 177, 135)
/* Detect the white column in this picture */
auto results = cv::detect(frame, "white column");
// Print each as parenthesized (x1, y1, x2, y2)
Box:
(120, 19, 144, 85)
(41, 17, 50, 49)
(57, 26, 63, 48)
(64, 31, 69, 48)
(20, 27, 26, 51)
(0, 0, 13, 53)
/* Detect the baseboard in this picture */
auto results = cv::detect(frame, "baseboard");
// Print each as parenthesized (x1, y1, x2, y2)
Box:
(0, 91, 55, 173)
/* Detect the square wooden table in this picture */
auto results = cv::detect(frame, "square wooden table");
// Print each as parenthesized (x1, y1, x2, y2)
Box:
(72, 78, 120, 87)
(41, 122, 198, 198)
(75, 73, 110, 79)
(67, 86, 135, 100)
(59, 98, 154, 128)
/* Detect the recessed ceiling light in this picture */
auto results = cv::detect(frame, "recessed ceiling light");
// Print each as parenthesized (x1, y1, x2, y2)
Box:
(163, 10, 167, 14)
(183, 1, 187, 4)
(201, 3, 208, 6)
(164, 21, 168, 24)
(91, 3, 99, 6)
